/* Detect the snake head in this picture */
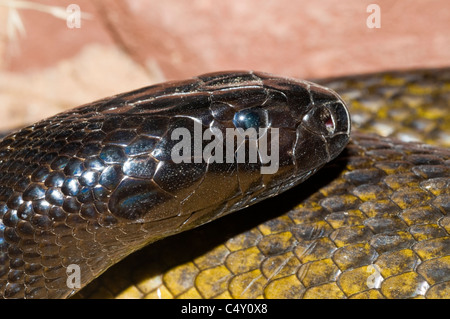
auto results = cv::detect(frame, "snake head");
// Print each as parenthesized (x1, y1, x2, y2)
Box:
(252, 72, 351, 170)
(196, 71, 351, 195)
(102, 71, 352, 228)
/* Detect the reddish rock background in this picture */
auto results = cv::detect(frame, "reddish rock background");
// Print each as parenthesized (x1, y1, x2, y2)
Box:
(0, 0, 449, 130)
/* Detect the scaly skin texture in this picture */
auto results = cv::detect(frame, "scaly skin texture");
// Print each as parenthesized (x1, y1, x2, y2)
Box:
(0, 71, 350, 298)
(75, 68, 449, 299)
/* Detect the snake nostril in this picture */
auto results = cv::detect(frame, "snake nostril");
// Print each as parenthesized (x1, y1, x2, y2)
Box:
(321, 109, 335, 134)
(301, 105, 337, 137)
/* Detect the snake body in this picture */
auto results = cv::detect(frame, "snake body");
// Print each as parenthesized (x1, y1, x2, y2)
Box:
(78, 68, 449, 299)
(0, 71, 351, 298)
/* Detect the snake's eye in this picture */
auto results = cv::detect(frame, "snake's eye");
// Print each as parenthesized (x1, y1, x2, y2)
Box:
(233, 108, 268, 130)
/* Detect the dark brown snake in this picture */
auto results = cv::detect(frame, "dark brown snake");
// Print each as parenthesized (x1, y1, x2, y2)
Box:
(0, 68, 449, 299)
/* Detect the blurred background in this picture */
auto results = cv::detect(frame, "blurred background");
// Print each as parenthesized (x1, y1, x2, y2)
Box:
(0, 0, 449, 131)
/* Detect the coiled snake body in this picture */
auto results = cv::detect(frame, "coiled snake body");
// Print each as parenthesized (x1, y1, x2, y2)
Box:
(0, 69, 449, 299)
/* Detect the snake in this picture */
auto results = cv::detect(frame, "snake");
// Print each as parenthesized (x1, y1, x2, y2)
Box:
(0, 68, 449, 299)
